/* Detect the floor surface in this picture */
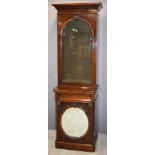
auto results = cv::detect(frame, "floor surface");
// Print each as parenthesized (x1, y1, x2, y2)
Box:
(48, 130, 107, 155)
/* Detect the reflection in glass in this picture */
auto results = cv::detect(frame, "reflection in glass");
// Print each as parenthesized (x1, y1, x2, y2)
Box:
(62, 19, 92, 84)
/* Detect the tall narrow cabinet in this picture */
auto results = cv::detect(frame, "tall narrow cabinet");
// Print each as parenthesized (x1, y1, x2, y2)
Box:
(52, 2, 102, 152)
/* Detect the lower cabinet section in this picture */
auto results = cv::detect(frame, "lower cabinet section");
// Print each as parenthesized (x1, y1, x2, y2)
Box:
(55, 101, 97, 152)
(54, 85, 98, 152)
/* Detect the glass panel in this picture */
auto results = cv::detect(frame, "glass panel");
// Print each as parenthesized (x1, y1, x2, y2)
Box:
(61, 107, 89, 138)
(62, 18, 92, 84)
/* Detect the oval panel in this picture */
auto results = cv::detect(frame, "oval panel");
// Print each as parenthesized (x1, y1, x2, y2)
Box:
(61, 107, 89, 138)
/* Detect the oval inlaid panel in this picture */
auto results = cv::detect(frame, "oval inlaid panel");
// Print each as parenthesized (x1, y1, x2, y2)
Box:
(61, 107, 89, 138)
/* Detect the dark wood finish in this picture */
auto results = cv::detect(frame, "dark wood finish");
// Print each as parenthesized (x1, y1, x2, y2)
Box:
(51, 2, 102, 152)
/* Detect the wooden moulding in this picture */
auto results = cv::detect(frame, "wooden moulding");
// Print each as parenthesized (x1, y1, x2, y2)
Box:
(53, 85, 98, 103)
(53, 85, 97, 95)
(52, 3, 103, 14)
(51, 3, 102, 15)
(55, 140, 95, 152)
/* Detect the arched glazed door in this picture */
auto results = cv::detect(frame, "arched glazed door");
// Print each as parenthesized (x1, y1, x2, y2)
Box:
(61, 18, 93, 84)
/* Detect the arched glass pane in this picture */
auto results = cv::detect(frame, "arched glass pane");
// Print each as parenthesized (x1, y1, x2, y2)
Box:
(62, 19, 92, 84)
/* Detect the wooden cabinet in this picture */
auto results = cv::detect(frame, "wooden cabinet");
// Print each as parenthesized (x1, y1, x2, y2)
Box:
(52, 2, 102, 152)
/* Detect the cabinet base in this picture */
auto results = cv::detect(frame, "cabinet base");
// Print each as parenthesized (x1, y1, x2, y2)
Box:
(55, 140, 95, 152)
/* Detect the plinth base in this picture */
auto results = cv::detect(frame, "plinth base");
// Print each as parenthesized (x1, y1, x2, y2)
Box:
(55, 140, 95, 152)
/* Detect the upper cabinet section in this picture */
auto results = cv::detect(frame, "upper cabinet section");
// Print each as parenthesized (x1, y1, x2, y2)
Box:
(52, 3, 102, 86)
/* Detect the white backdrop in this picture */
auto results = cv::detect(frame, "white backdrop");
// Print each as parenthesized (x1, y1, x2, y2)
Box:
(48, 0, 107, 133)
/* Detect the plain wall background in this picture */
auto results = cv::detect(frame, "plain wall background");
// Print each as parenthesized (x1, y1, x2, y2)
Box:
(48, 0, 107, 134)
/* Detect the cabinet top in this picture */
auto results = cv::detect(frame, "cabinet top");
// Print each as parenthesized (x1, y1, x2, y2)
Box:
(52, 2, 102, 12)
